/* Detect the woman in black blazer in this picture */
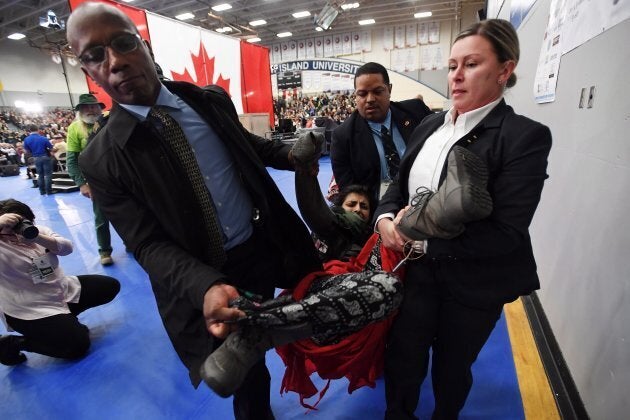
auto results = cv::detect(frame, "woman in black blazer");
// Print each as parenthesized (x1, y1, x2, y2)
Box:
(375, 19, 552, 419)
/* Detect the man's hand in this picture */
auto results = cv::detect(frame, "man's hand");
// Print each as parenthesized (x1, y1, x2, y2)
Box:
(79, 184, 92, 199)
(203, 283, 245, 339)
(290, 132, 324, 174)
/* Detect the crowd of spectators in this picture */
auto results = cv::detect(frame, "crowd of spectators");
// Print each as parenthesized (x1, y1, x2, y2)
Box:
(273, 91, 357, 131)
(2, 90, 358, 166)
(1, 108, 74, 167)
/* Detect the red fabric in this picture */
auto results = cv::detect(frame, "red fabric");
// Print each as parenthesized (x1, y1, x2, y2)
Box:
(240, 42, 275, 128)
(275, 233, 405, 409)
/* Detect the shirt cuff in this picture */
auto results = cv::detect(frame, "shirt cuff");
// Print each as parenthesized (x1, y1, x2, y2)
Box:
(374, 213, 396, 233)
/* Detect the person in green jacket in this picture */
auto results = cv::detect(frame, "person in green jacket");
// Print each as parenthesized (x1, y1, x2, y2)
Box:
(66, 94, 114, 265)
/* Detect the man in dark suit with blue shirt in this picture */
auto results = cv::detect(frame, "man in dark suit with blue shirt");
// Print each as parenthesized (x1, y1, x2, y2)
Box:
(331, 62, 432, 203)
(67, 3, 321, 419)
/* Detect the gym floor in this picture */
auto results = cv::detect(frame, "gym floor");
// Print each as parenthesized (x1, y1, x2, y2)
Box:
(0, 157, 531, 419)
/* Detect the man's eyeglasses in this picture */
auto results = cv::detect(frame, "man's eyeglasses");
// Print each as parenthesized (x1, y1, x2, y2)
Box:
(77, 33, 142, 66)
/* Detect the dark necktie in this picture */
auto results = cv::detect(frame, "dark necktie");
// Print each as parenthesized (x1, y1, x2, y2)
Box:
(380, 125, 400, 179)
(148, 106, 227, 269)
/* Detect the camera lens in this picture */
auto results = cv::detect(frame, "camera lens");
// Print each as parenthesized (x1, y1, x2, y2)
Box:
(16, 220, 39, 240)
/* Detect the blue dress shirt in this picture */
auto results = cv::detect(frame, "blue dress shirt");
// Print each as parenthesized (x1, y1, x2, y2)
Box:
(121, 85, 253, 250)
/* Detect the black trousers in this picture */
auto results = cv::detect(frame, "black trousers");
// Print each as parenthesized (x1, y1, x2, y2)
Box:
(5, 274, 120, 359)
(222, 228, 285, 420)
(384, 261, 502, 420)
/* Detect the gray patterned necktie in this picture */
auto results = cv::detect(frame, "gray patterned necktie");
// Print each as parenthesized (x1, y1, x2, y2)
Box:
(148, 106, 227, 268)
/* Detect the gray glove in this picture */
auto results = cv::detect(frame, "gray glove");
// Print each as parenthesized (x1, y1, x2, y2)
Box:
(291, 131, 324, 166)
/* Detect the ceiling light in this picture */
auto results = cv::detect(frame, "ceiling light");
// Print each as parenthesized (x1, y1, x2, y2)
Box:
(277, 32, 292, 38)
(247, 37, 261, 43)
(216, 26, 233, 33)
(120, 0, 135, 3)
(292, 11, 311, 19)
(249, 19, 267, 26)
(212, 4, 232, 12)
(414, 11, 432, 18)
(341, 3, 359, 10)
(175, 12, 195, 21)
(315, 27, 324, 32)
(8, 33, 26, 40)
(358, 19, 375, 25)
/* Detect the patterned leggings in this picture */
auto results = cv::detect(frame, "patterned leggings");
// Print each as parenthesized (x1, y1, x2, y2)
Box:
(231, 270, 402, 345)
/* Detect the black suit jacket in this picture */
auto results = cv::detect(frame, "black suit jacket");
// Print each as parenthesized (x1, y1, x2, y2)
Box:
(330, 99, 432, 198)
(79, 81, 321, 385)
(376, 100, 552, 308)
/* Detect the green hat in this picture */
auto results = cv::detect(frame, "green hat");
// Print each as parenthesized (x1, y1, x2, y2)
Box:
(75, 93, 105, 110)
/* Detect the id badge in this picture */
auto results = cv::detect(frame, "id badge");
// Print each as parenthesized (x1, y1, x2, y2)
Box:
(29, 253, 55, 284)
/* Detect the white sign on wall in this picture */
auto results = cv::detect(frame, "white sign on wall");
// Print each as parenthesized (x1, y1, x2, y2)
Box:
(406, 23, 418, 47)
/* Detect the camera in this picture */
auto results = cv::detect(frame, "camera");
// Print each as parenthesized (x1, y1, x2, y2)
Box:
(15, 219, 39, 240)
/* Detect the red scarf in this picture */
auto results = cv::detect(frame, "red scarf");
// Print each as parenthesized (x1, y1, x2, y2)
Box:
(275, 233, 405, 409)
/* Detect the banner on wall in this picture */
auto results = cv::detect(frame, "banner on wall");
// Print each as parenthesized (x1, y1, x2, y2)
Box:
(68, 0, 273, 125)
(360, 30, 372, 52)
(315, 37, 324, 57)
(394, 25, 406, 49)
(270, 60, 360, 75)
(352, 32, 362, 54)
(288, 41, 298, 61)
(406, 23, 418, 47)
(428, 22, 440, 43)
(342, 33, 352, 55)
(272, 44, 281, 63)
(333, 34, 343, 56)
(306, 39, 315, 59)
(297, 40, 306, 60)
(324, 35, 334, 57)
(418, 22, 429, 44)
(383, 27, 394, 50)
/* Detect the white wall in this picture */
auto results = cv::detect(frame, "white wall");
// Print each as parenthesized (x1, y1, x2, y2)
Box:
(494, 1, 630, 419)
(0, 38, 88, 108)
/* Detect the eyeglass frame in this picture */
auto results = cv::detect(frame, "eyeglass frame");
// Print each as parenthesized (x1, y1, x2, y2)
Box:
(75, 33, 143, 67)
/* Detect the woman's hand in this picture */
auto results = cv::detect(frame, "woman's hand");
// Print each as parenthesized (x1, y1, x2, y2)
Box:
(0, 213, 21, 233)
(377, 217, 406, 252)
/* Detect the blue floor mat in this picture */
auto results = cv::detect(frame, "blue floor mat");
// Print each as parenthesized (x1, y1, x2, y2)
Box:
(0, 159, 524, 419)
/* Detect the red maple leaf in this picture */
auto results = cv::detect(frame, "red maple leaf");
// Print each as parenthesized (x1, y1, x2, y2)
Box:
(169, 42, 230, 95)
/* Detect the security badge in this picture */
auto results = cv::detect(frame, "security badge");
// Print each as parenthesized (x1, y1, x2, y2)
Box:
(29, 251, 55, 283)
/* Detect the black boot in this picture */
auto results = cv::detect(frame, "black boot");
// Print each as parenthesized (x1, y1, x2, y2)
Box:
(0, 335, 27, 366)
(200, 322, 314, 398)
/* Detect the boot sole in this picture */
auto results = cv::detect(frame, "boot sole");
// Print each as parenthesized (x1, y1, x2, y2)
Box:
(445, 146, 492, 221)
(451, 145, 488, 186)
(442, 183, 493, 222)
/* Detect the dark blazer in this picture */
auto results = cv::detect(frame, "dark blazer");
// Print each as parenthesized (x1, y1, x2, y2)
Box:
(330, 99, 432, 198)
(79, 81, 321, 385)
(376, 100, 552, 308)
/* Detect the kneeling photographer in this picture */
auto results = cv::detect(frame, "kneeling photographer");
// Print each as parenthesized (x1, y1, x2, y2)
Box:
(0, 199, 120, 365)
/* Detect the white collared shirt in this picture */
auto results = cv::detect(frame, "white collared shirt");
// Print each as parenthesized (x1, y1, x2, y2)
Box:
(407, 96, 502, 198)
